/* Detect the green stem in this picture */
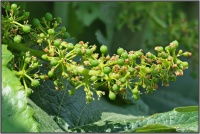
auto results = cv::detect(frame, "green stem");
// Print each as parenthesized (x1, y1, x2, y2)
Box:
(57, 90, 66, 117)
(13, 21, 24, 27)
(39, 26, 48, 35)
(23, 78, 28, 90)
(7, 43, 46, 58)
(24, 73, 33, 81)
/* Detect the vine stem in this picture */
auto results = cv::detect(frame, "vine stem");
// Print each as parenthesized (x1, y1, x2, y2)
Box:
(12, 21, 24, 27)
(76, 104, 89, 127)
(57, 89, 67, 118)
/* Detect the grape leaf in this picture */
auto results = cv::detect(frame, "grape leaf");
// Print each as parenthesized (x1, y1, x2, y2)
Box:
(27, 98, 64, 132)
(67, 106, 198, 132)
(2, 45, 39, 132)
(126, 106, 198, 132)
(30, 79, 149, 131)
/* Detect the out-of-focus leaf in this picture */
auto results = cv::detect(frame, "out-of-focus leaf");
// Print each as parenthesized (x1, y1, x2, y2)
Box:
(73, 2, 100, 26)
(2, 45, 39, 132)
(99, 2, 119, 46)
(95, 30, 109, 45)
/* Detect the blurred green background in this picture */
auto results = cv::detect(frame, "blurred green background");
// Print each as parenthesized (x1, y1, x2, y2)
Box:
(16, 1, 198, 114)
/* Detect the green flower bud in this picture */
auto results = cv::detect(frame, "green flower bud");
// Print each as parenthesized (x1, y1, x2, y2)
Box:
(182, 52, 192, 57)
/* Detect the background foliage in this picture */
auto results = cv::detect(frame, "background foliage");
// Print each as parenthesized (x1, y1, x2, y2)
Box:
(2, 1, 199, 132)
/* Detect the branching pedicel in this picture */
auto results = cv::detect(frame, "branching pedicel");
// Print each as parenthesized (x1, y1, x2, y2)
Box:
(1, 2, 192, 103)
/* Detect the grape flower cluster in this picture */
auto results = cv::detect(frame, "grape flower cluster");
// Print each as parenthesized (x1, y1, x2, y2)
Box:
(1, 2, 192, 103)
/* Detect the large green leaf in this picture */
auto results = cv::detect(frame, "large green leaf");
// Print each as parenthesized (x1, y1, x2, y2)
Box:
(68, 113, 143, 132)
(125, 106, 198, 132)
(27, 98, 64, 132)
(30, 78, 149, 131)
(2, 45, 39, 132)
(67, 106, 198, 132)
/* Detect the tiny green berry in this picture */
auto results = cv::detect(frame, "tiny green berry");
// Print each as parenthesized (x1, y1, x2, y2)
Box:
(145, 67, 152, 74)
(172, 40, 179, 48)
(176, 59, 182, 65)
(56, 17, 62, 23)
(32, 18, 40, 27)
(86, 49, 93, 56)
(90, 60, 99, 67)
(120, 77, 126, 83)
(13, 35, 22, 43)
(90, 76, 98, 82)
(39, 33, 45, 38)
(23, 25, 31, 33)
(11, 3, 17, 11)
(31, 80, 40, 87)
(135, 51, 143, 57)
(182, 52, 192, 57)
(39, 75, 46, 80)
(63, 32, 70, 39)
(178, 49, 183, 55)
(50, 59, 59, 66)
(132, 54, 137, 59)
(182, 61, 188, 68)
(69, 90, 75, 96)
(53, 22, 58, 28)
(25, 57, 31, 63)
(121, 51, 128, 59)
(21, 12, 30, 20)
(37, 39, 42, 44)
(26, 88, 32, 96)
(48, 70, 54, 77)
(152, 77, 159, 83)
(100, 45, 108, 54)
(117, 58, 124, 66)
(103, 66, 111, 74)
(112, 84, 119, 92)
(117, 47, 124, 55)
(161, 52, 168, 59)
(45, 13, 53, 21)
(54, 39, 61, 47)
(32, 62, 39, 68)
(61, 27, 66, 32)
(128, 67, 134, 73)
(109, 91, 116, 100)
(74, 48, 82, 55)
(146, 52, 154, 59)
(41, 54, 48, 60)
(47, 29, 55, 35)
(75, 43, 81, 48)
(67, 43, 74, 50)
(155, 46, 163, 52)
